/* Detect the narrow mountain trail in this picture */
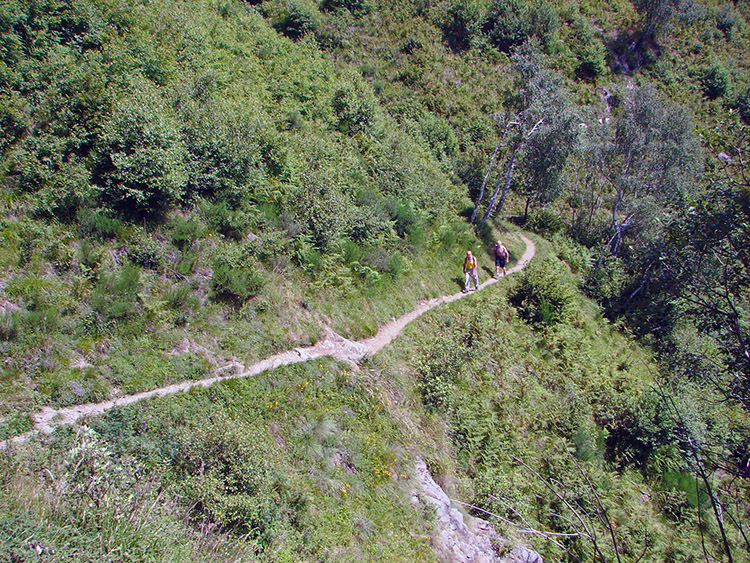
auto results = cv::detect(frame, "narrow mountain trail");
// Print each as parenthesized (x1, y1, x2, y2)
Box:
(5, 234, 535, 447)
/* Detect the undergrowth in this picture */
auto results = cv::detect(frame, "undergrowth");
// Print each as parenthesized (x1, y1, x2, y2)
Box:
(2, 235, 739, 562)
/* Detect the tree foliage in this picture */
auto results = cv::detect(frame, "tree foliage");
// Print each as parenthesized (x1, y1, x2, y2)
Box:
(472, 41, 578, 225)
(583, 84, 702, 259)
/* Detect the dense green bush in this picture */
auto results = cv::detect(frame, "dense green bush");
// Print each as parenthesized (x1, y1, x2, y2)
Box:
(715, 3, 741, 37)
(77, 208, 122, 239)
(126, 230, 164, 270)
(170, 214, 204, 250)
(525, 208, 566, 236)
(736, 86, 750, 124)
(179, 93, 267, 203)
(203, 201, 254, 240)
(574, 37, 609, 81)
(264, 0, 320, 40)
(90, 262, 142, 320)
(436, 0, 486, 51)
(173, 417, 302, 546)
(484, 0, 559, 52)
(551, 233, 591, 276)
(584, 253, 626, 309)
(291, 180, 352, 248)
(509, 258, 576, 326)
(416, 337, 468, 412)
(331, 78, 379, 136)
(419, 114, 458, 158)
(701, 63, 731, 99)
(92, 82, 188, 220)
(210, 246, 265, 303)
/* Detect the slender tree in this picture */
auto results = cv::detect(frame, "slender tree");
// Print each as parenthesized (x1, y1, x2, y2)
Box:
(473, 40, 578, 226)
(585, 84, 702, 266)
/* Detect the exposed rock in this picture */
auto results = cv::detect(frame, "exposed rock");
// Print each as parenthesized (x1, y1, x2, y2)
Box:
(0, 300, 20, 315)
(413, 459, 501, 562)
(501, 546, 543, 563)
(170, 337, 221, 368)
(412, 460, 544, 563)
(70, 354, 93, 369)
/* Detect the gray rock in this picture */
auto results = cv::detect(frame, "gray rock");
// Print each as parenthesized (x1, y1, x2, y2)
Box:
(412, 460, 544, 563)
(501, 546, 543, 563)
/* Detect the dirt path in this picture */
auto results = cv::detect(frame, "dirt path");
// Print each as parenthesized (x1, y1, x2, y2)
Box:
(5, 234, 535, 447)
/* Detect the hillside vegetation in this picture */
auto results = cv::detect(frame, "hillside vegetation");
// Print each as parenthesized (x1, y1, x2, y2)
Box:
(1, 0, 750, 561)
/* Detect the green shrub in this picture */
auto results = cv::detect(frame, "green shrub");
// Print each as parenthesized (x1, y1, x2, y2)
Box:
(164, 282, 200, 312)
(384, 197, 418, 238)
(30, 159, 91, 223)
(571, 419, 607, 461)
(401, 37, 422, 54)
(362, 247, 394, 274)
(90, 262, 142, 320)
(203, 201, 254, 241)
(0, 90, 25, 152)
(210, 247, 264, 303)
(91, 79, 188, 220)
(169, 352, 211, 381)
(126, 231, 164, 270)
(701, 63, 731, 99)
(264, 0, 319, 40)
(77, 208, 122, 240)
(585, 253, 626, 307)
(292, 181, 351, 248)
(416, 338, 468, 412)
(293, 235, 324, 273)
(320, 0, 370, 15)
(331, 79, 378, 136)
(715, 3, 740, 37)
(350, 260, 382, 286)
(526, 208, 566, 235)
(5, 275, 63, 334)
(509, 258, 576, 326)
(335, 237, 363, 265)
(179, 93, 267, 202)
(419, 114, 458, 158)
(170, 215, 204, 250)
(484, 0, 560, 52)
(552, 234, 591, 276)
(437, 0, 486, 51)
(77, 238, 103, 276)
(575, 38, 609, 82)
(171, 415, 303, 547)
(737, 86, 750, 124)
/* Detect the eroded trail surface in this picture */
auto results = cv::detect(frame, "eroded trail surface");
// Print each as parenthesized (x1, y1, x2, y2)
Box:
(7, 235, 535, 446)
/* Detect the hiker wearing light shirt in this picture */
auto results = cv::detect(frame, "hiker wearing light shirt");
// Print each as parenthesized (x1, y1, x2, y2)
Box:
(494, 240, 508, 278)
(463, 250, 479, 293)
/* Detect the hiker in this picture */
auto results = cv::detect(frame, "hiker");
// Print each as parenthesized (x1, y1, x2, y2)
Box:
(463, 250, 479, 292)
(494, 240, 508, 278)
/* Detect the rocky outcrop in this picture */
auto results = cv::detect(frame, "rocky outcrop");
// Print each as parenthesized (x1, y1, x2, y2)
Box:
(412, 460, 543, 563)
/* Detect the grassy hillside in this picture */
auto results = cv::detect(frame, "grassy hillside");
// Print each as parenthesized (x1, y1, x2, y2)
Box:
(0, 0, 494, 429)
(4, 236, 731, 562)
(1, 0, 750, 560)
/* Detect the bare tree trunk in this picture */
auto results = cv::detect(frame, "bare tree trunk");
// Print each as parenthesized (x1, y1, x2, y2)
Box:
(594, 212, 634, 272)
(479, 145, 520, 226)
(476, 118, 544, 227)
(471, 142, 502, 223)
(523, 196, 531, 223)
(610, 187, 624, 254)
